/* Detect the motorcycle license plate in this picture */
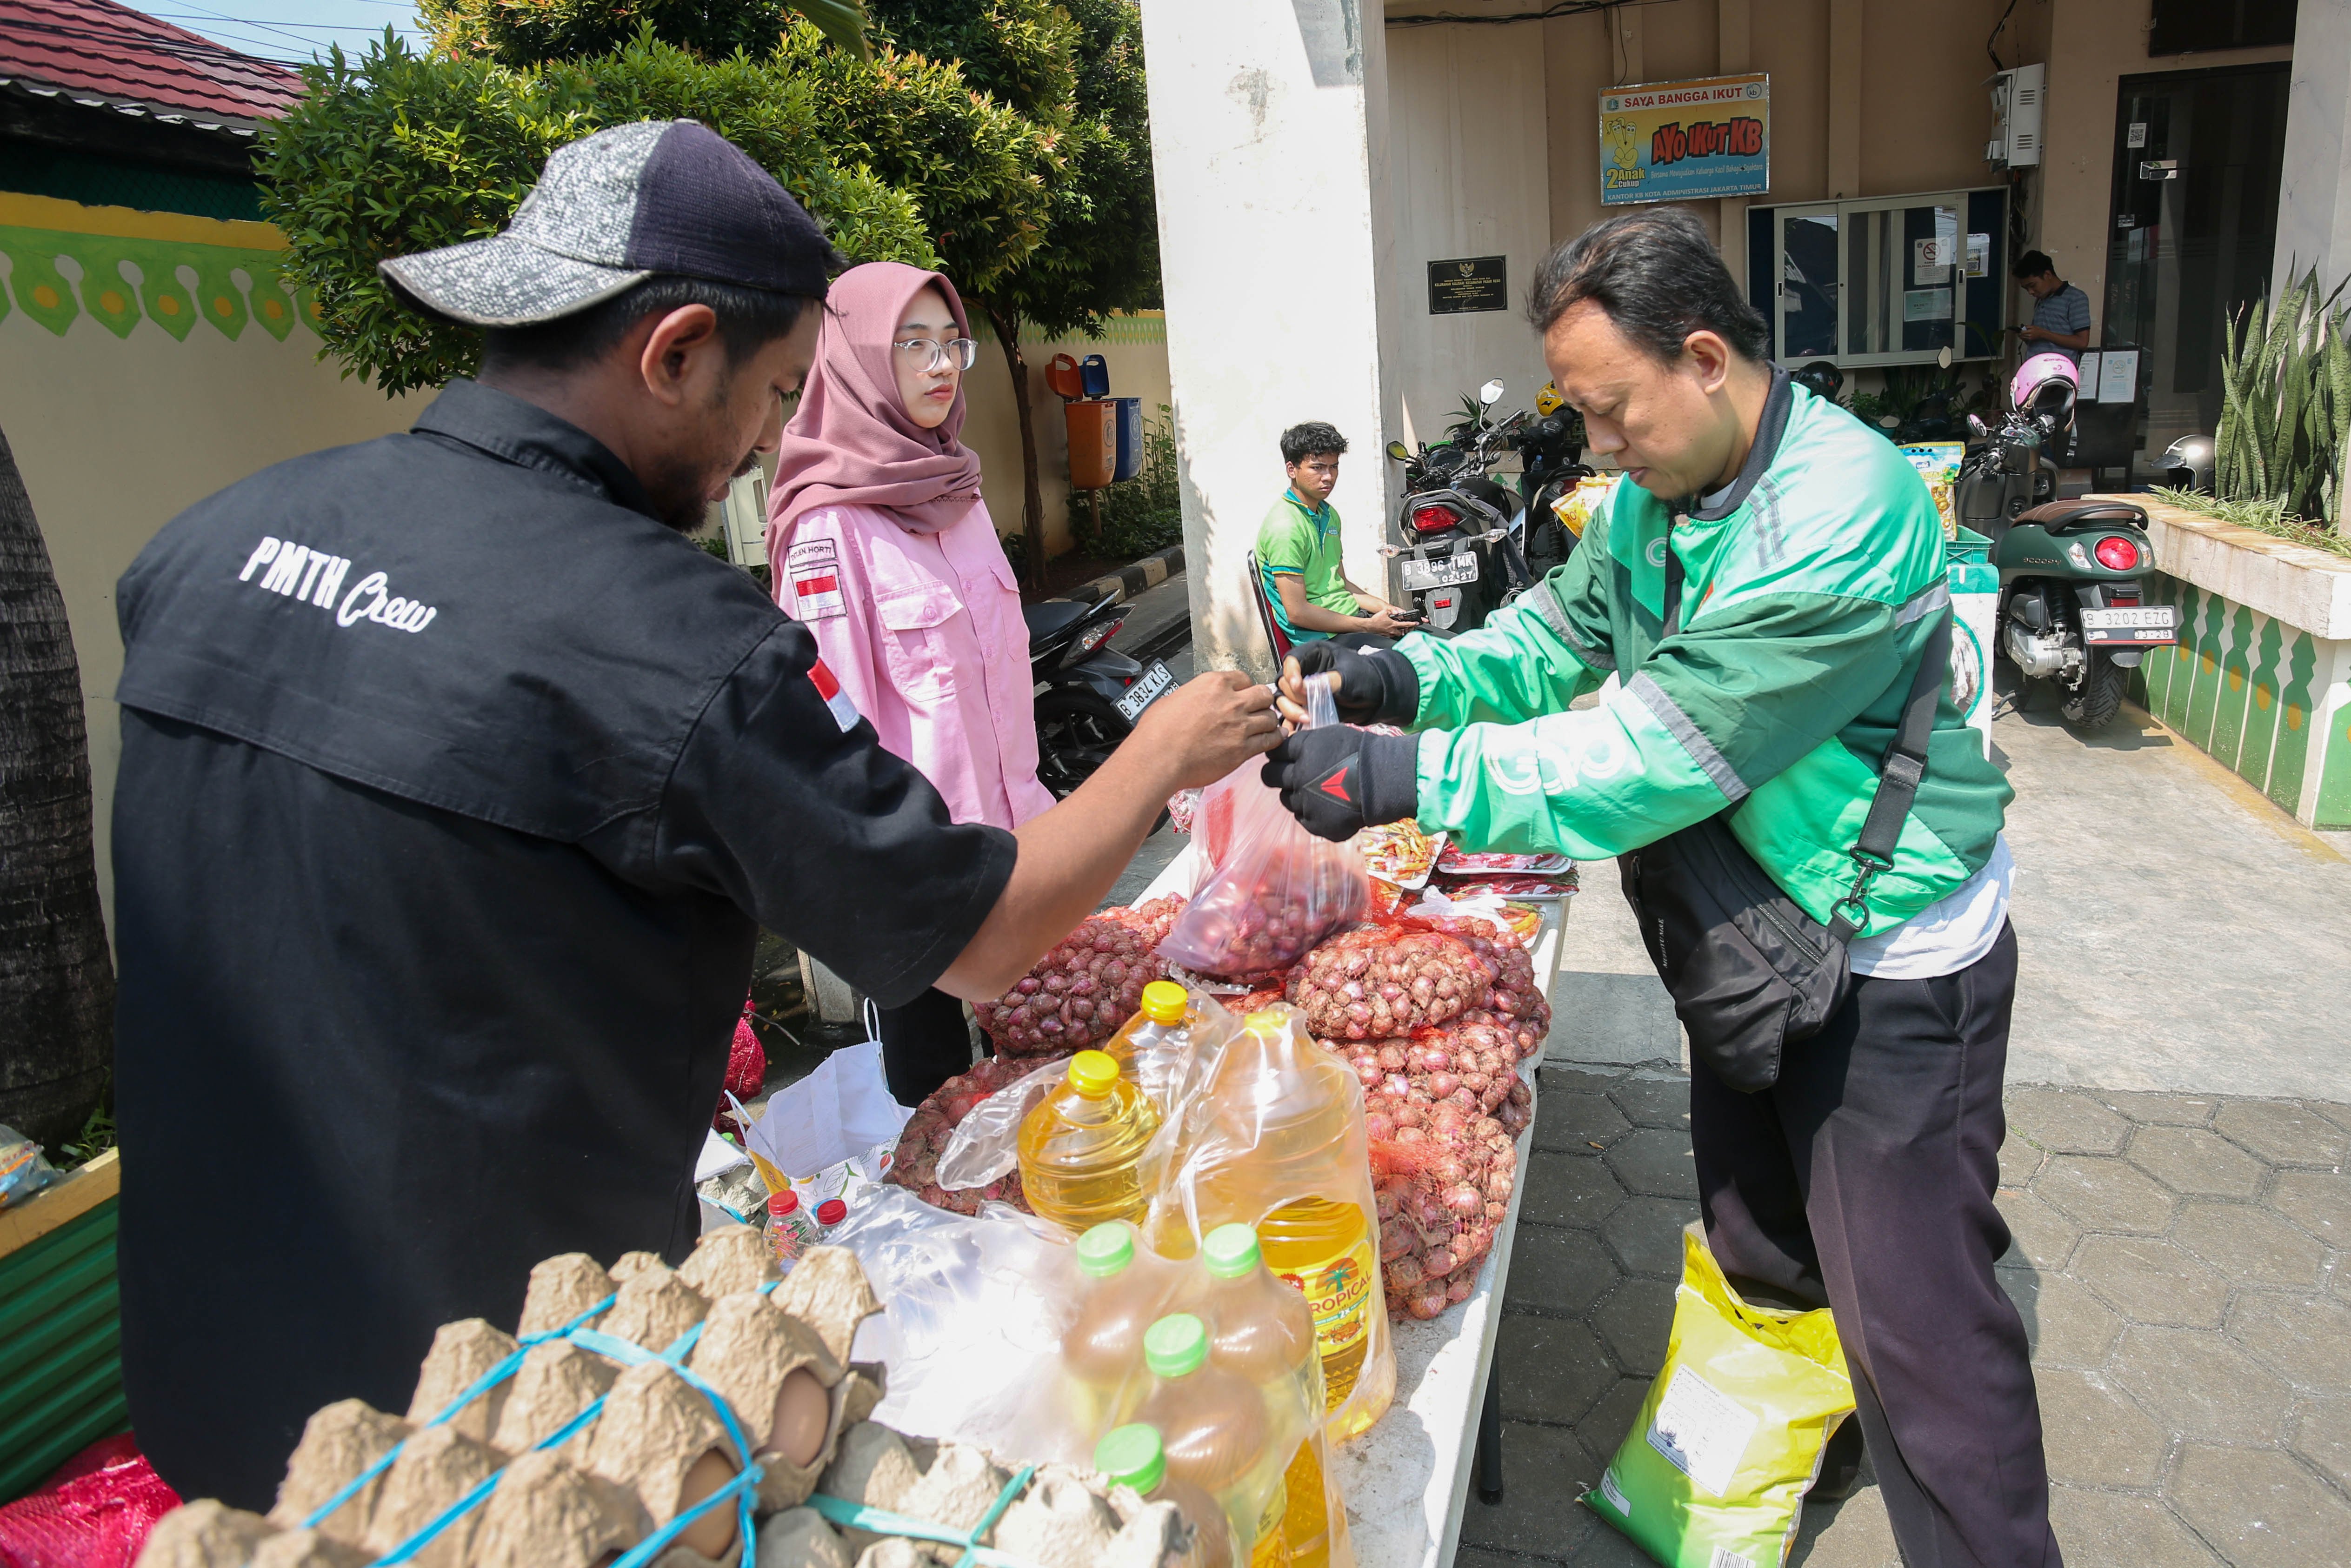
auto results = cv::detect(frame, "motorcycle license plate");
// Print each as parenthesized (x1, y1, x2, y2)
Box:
(1402, 553, 1479, 591)
(1114, 659, 1175, 722)
(2080, 605, 2179, 644)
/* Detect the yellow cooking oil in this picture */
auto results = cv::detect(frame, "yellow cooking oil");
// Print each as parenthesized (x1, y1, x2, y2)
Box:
(1257, 1197, 1379, 1431)
(1017, 1049, 1161, 1234)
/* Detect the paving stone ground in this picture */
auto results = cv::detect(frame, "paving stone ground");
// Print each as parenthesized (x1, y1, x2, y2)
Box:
(1455, 1069, 2351, 1567)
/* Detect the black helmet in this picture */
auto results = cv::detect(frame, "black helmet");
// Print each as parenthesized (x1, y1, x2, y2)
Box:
(1792, 360, 1844, 401)
(2159, 434, 2216, 494)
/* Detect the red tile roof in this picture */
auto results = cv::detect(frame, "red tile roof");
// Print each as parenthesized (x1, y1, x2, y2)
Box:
(0, 0, 303, 133)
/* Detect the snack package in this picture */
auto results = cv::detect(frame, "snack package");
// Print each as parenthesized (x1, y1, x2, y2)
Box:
(1900, 442, 1965, 541)
(1158, 682, 1368, 980)
(1586, 1226, 1854, 1568)
(1550, 474, 1617, 539)
(0, 1126, 58, 1211)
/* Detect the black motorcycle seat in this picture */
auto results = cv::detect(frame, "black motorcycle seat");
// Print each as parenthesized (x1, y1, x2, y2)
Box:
(2016, 498, 2148, 533)
(1023, 598, 1094, 644)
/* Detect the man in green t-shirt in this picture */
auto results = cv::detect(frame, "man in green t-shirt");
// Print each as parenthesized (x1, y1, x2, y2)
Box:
(1256, 421, 1416, 645)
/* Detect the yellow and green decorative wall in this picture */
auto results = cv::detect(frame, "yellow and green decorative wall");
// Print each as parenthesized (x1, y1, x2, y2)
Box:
(2132, 574, 2351, 831)
(0, 192, 319, 344)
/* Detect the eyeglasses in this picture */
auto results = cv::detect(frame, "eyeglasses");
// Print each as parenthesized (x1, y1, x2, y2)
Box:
(892, 336, 978, 372)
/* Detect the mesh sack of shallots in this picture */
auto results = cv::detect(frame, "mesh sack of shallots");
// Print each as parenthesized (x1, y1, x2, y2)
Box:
(1284, 924, 1493, 1041)
(884, 1054, 1070, 1216)
(972, 897, 1184, 1056)
(1365, 1115, 1515, 1320)
(1415, 913, 1553, 1042)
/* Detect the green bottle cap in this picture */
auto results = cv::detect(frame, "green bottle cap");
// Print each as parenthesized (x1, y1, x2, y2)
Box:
(1143, 1313, 1209, 1378)
(1076, 1222, 1136, 1279)
(1202, 1223, 1262, 1279)
(1093, 1424, 1166, 1495)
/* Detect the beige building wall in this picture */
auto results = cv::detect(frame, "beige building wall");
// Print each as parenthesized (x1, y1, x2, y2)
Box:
(0, 193, 426, 932)
(961, 317, 1172, 564)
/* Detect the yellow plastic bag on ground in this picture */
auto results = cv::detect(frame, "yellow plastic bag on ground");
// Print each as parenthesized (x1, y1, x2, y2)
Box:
(1585, 1225, 1854, 1568)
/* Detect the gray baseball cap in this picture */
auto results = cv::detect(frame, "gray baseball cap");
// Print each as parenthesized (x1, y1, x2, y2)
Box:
(380, 120, 835, 328)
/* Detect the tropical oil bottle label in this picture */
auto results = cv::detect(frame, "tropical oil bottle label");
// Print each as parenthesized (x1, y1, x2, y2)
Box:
(1277, 1238, 1376, 1407)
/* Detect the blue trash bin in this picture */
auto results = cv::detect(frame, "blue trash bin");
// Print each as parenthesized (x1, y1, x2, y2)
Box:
(1111, 397, 1144, 483)
(1080, 353, 1111, 398)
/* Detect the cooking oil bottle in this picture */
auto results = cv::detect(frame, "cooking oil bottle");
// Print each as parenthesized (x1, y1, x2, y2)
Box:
(1102, 980, 1193, 1109)
(1133, 1314, 1286, 1567)
(1018, 1049, 1161, 1234)
(1199, 1224, 1332, 1568)
(1178, 1010, 1395, 1442)
(1063, 1220, 1188, 1426)
(1095, 1423, 1238, 1568)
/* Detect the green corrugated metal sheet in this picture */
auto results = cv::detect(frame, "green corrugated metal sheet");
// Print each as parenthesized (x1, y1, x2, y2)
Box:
(0, 1200, 129, 1502)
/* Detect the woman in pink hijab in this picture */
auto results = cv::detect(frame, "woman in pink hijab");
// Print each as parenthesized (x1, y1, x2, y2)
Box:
(768, 261, 1052, 1102)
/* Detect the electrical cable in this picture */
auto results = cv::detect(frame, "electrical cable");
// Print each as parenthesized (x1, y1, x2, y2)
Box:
(1987, 0, 2020, 73)
(1387, 0, 1623, 28)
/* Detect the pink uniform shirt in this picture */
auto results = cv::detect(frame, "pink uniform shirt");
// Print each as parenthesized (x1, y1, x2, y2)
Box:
(775, 499, 1054, 832)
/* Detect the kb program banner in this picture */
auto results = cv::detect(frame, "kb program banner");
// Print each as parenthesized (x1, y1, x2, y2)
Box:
(1598, 73, 1770, 206)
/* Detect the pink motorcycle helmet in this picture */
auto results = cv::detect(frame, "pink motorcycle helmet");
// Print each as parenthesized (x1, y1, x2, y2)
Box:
(2010, 352, 2079, 425)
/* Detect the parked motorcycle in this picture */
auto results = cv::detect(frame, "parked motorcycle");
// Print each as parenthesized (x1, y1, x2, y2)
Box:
(1957, 353, 2178, 729)
(1510, 383, 1594, 579)
(1379, 379, 1537, 632)
(1023, 591, 1175, 796)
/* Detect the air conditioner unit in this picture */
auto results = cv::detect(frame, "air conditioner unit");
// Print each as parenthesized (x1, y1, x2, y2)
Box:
(1985, 63, 2045, 168)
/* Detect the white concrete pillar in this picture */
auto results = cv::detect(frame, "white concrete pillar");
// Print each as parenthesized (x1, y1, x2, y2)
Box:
(1139, 0, 1402, 678)
(2277, 0, 2351, 293)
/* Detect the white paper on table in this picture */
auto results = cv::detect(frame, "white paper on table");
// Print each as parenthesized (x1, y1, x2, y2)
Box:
(732, 1027, 912, 1181)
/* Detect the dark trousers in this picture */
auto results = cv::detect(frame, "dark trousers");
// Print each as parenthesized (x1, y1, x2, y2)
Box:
(878, 987, 977, 1106)
(1691, 924, 2061, 1567)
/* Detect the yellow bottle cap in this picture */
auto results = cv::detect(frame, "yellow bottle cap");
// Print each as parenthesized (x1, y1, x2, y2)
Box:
(1139, 981, 1187, 1026)
(1067, 1049, 1121, 1097)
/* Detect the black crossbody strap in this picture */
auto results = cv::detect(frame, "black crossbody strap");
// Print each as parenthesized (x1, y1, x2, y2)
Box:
(1663, 527, 1950, 944)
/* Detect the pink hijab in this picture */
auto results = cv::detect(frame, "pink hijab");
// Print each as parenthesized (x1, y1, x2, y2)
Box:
(767, 262, 985, 542)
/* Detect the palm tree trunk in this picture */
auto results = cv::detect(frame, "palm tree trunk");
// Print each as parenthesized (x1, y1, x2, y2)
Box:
(0, 422, 114, 1149)
(982, 303, 1048, 588)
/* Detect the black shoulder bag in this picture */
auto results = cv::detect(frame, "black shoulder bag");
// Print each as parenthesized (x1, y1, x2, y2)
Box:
(1618, 534, 1952, 1093)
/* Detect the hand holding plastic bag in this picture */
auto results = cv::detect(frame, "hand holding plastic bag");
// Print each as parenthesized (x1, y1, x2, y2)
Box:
(1158, 680, 1368, 979)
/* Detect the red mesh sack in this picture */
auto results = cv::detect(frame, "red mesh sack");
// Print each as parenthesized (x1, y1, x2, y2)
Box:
(0, 1434, 180, 1568)
(713, 997, 767, 1136)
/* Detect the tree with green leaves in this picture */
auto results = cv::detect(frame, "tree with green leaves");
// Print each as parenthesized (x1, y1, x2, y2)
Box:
(420, 0, 875, 63)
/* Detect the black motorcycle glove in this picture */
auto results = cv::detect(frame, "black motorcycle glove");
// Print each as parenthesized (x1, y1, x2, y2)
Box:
(1289, 642, 1421, 726)
(1260, 726, 1420, 843)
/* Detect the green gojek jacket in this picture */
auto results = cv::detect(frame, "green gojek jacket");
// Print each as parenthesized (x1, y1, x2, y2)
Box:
(1396, 373, 2012, 935)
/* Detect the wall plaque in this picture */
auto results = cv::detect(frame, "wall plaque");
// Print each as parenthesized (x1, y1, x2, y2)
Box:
(1429, 255, 1508, 315)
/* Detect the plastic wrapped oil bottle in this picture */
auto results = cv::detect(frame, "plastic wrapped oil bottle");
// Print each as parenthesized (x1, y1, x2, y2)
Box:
(1134, 1314, 1286, 1566)
(1063, 1220, 1189, 1427)
(1157, 1009, 1395, 1442)
(1102, 979, 1195, 1110)
(1199, 1224, 1338, 1568)
(1018, 1049, 1161, 1233)
(1095, 1423, 1238, 1568)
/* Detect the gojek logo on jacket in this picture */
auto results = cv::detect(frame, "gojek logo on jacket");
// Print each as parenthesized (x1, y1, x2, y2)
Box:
(236, 536, 438, 633)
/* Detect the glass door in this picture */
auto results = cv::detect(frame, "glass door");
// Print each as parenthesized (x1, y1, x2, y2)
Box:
(1777, 206, 1840, 361)
(2104, 64, 2290, 465)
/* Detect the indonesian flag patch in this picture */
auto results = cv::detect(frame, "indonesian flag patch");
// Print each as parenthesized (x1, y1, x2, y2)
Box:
(809, 658, 859, 733)
(786, 538, 846, 621)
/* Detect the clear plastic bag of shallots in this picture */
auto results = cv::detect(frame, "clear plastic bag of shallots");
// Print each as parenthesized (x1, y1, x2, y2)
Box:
(1157, 680, 1368, 980)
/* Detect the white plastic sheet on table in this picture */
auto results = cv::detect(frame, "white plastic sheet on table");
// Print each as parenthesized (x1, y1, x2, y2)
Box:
(1138, 841, 1568, 1568)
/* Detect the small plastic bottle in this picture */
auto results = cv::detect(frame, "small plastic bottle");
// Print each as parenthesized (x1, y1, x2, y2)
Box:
(767, 1190, 816, 1270)
(814, 1197, 847, 1232)
(1095, 1423, 1238, 1568)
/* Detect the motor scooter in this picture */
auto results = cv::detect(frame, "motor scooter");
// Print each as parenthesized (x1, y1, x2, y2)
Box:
(1022, 591, 1174, 796)
(1956, 354, 2178, 729)
(1379, 379, 1536, 632)
(1509, 385, 1593, 579)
